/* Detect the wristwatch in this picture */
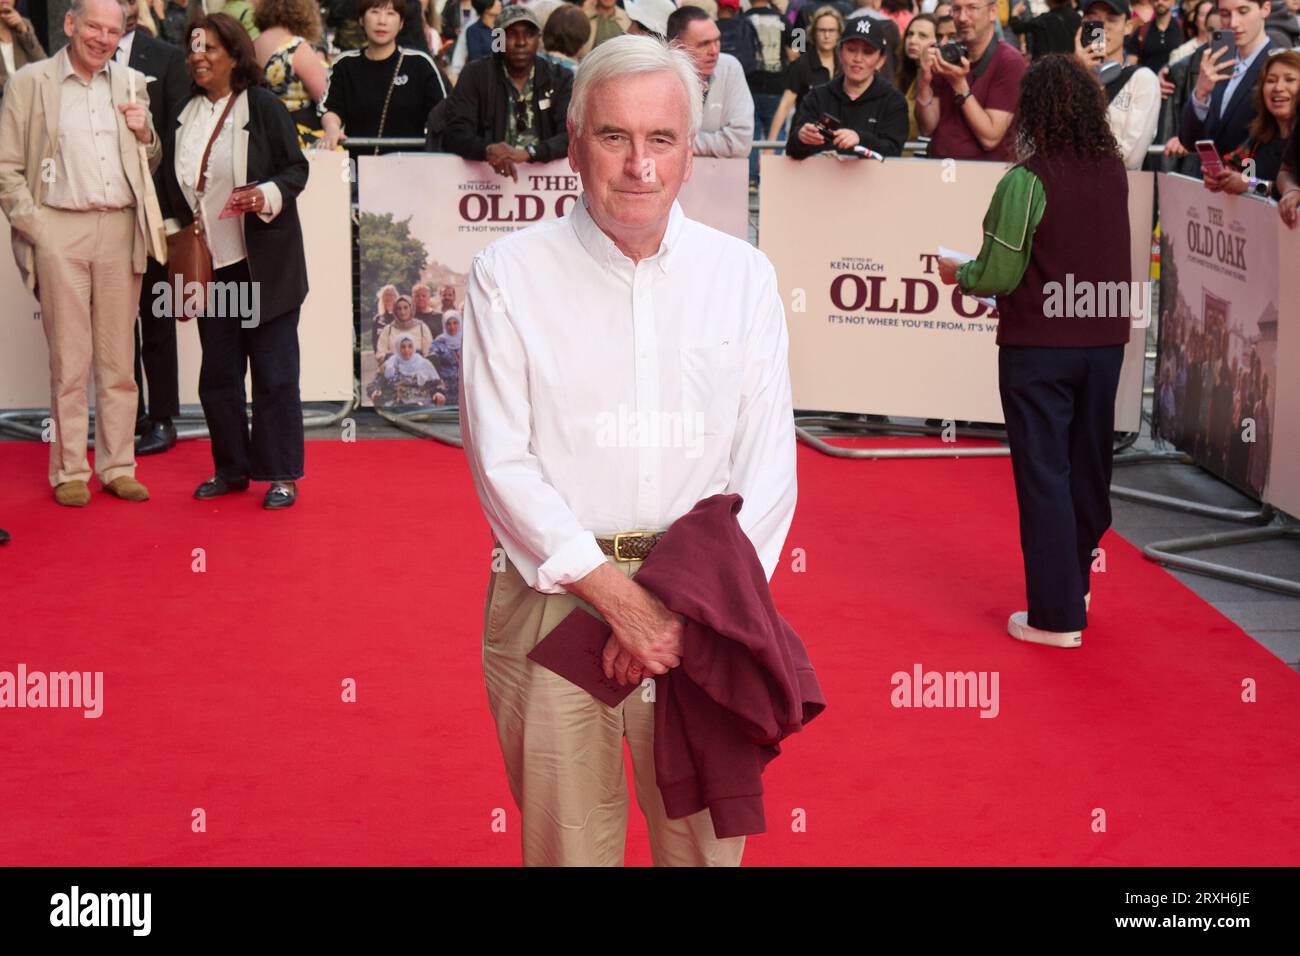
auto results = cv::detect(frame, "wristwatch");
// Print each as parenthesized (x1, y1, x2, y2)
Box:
(526, 144, 538, 161)
(953, 91, 972, 106)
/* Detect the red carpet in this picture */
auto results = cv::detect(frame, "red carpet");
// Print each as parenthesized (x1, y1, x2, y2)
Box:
(1, 436, 1297, 865)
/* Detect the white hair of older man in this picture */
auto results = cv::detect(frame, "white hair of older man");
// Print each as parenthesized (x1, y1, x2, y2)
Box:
(568, 34, 703, 144)
(70, 0, 130, 22)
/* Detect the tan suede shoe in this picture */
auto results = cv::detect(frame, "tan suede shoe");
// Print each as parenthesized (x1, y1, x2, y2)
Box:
(103, 476, 150, 502)
(54, 481, 91, 507)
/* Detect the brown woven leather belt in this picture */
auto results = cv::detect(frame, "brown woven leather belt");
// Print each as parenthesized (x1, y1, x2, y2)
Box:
(596, 531, 664, 562)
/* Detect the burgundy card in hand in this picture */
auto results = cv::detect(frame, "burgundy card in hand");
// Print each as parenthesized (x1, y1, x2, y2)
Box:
(526, 608, 642, 707)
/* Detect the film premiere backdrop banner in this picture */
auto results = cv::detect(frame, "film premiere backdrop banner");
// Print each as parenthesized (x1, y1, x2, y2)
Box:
(0, 152, 354, 410)
(1155, 173, 1300, 518)
(758, 155, 1152, 431)
(356, 154, 749, 408)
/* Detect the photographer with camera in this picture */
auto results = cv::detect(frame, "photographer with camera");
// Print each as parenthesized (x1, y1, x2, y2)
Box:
(915, 0, 1025, 161)
(1075, 0, 1161, 168)
(787, 15, 909, 159)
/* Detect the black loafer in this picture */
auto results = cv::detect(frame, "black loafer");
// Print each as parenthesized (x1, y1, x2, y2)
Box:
(136, 420, 178, 456)
(194, 476, 250, 499)
(263, 482, 296, 510)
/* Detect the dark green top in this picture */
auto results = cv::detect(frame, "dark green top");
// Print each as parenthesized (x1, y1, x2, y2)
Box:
(956, 165, 1047, 297)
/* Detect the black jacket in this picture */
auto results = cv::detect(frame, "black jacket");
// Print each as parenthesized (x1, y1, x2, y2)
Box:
(785, 74, 909, 159)
(1179, 38, 1275, 166)
(441, 54, 573, 162)
(158, 85, 310, 321)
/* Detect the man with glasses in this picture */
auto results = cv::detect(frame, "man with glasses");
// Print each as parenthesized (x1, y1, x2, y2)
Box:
(0, 0, 161, 507)
(916, 0, 1025, 160)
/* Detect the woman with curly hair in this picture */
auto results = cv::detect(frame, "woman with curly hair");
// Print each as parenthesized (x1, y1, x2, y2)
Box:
(937, 54, 1133, 649)
(254, 0, 329, 149)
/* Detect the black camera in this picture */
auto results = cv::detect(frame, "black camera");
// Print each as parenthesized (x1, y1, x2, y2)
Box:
(939, 41, 968, 66)
(815, 112, 842, 140)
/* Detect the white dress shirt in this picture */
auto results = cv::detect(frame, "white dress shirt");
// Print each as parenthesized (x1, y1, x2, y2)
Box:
(696, 52, 755, 158)
(178, 92, 246, 267)
(115, 29, 136, 66)
(174, 91, 284, 267)
(461, 194, 797, 594)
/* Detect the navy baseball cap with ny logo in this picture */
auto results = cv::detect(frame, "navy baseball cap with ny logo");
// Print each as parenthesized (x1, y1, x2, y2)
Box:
(840, 15, 886, 52)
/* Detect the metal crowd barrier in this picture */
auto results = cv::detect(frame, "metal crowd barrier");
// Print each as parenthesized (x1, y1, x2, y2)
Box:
(339, 139, 1169, 155)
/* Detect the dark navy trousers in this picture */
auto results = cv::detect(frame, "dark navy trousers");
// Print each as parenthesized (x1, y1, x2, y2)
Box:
(998, 345, 1125, 632)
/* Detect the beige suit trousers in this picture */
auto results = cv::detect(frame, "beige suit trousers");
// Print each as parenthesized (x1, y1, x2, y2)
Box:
(482, 550, 746, 867)
(34, 207, 142, 487)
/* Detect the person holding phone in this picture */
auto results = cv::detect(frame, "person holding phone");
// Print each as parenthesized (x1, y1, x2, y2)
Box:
(1160, 1, 1220, 169)
(1178, 0, 1276, 171)
(1204, 49, 1300, 199)
(935, 54, 1133, 648)
(1074, 0, 1162, 169)
(786, 15, 909, 158)
(158, 14, 310, 510)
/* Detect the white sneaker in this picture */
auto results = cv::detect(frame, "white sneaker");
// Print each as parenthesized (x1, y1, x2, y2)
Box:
(1008, 611, 1082, 648)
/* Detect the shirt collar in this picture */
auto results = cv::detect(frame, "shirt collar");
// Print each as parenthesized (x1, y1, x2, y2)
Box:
(571, 192, 686, 275)
(501, 59, 536, 88)
(60, 48, 111, 84)
(1236, 37, 1270, 75)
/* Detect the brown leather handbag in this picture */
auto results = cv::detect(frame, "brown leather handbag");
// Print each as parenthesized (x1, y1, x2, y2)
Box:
(166, 94, 238, 320)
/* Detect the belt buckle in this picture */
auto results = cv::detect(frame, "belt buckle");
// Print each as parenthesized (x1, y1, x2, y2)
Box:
(612, 530, 652, 562)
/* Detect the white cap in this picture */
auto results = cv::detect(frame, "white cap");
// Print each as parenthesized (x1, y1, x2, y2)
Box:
(624, 0, 677, 38)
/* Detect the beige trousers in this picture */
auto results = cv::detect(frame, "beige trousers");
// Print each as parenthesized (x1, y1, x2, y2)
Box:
(34, 207, 142, 487)
(482, 551, 746, 867)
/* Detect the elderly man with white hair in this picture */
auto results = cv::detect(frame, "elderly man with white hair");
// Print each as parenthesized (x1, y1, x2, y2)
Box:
(0, 0, 160, 507)
(460, 33, 797, 867)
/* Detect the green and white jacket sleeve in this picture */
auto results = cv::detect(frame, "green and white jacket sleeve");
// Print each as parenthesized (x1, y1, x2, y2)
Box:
(955, 165, 1046, 297)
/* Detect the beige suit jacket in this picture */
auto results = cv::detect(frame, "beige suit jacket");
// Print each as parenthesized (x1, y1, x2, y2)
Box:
(0, 47, 162, 294)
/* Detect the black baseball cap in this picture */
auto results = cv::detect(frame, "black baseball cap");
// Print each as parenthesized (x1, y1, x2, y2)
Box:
(1084, 0, 1131, 15)
(840, 15, 886, 53)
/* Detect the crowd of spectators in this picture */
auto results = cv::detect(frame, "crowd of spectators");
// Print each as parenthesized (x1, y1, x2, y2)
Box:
(11, 0, 1291, 201)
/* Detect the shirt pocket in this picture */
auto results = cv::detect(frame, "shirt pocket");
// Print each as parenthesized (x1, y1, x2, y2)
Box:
(679, 342, 744, 439)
